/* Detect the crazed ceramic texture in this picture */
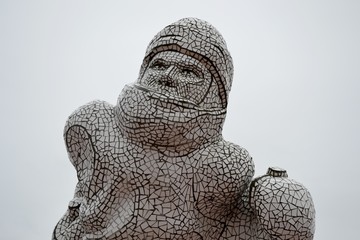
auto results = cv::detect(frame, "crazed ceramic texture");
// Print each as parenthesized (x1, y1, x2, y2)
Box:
(53, 18, 315, 240)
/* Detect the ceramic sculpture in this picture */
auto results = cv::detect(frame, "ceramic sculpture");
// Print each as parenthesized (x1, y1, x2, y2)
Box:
(53, 18, 315, 240)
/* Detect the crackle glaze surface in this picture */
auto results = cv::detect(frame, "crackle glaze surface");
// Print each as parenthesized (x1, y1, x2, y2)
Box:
(53, 18, 315, 240)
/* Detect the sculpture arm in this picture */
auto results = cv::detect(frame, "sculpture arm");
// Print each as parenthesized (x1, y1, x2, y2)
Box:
(54, 101, 123, 239)
(53, 125, 95, 240)
(63, 100, 115, 200)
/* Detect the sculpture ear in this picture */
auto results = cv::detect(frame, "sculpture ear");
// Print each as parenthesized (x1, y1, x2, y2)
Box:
(65, 125, 95, 199)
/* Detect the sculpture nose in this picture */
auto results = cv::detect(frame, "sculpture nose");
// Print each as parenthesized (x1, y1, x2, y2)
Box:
(158, 66, 178, 88)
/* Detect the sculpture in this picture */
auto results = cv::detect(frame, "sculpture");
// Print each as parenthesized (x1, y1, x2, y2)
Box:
(53, 18, 315, 239)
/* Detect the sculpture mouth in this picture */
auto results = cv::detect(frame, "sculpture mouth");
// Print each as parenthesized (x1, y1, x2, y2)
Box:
(134, 83, 199, 109)
(133, 84, 226, 115)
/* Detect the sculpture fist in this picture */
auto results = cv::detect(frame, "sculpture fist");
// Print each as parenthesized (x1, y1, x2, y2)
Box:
(249, 167, 315, 240)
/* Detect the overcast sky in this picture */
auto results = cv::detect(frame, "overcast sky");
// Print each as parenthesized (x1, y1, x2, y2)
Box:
(1, 0, 359, 239)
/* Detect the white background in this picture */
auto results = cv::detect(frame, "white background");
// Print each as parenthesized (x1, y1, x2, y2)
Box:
(1, 0, 359, 239)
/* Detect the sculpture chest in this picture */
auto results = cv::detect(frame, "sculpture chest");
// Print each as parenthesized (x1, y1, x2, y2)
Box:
(97, 141, 246, 238)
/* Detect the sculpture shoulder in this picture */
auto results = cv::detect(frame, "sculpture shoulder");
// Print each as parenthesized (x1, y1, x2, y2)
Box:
(198, 140, 255, 181)
(62, 101, 115, 171)
(204, 140, 254, 168)
(64, 100, 115, 133)
(63, 100, 118, 159)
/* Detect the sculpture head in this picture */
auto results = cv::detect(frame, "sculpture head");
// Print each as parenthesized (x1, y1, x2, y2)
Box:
(138, 17, 233, 110)
(115, 18, 233, 155)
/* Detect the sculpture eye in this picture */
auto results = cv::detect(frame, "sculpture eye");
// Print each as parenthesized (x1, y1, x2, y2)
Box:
(150, 60, 168, 70)
(181, 68, 199, 78)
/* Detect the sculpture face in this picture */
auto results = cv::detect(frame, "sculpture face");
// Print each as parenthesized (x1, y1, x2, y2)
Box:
(139, 51, 212, 106)
(138, 17, 234, 110)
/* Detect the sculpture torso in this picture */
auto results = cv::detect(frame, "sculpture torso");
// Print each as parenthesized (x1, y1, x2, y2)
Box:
(59, 101, 255, 239)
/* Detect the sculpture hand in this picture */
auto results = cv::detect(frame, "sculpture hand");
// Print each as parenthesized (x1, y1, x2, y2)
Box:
(249, 167, 315, 240)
